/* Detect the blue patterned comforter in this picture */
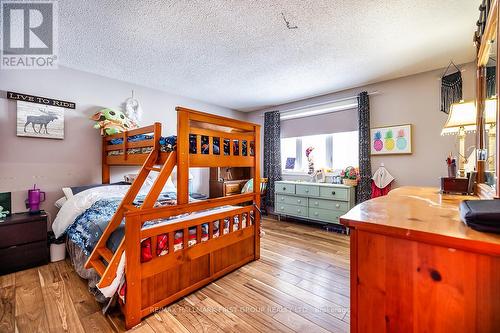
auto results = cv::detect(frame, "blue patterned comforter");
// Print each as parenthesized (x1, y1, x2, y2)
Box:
(66, 192, 181, 255)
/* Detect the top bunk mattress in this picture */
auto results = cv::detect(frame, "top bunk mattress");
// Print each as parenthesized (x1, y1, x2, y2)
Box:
(107, 134, 254, 156)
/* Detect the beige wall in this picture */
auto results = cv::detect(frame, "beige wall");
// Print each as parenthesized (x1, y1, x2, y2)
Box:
(246, 62, 476, 189)
(0, 66, 243, 224)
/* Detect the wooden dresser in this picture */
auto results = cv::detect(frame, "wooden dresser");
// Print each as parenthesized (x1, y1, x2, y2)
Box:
(275, 180, 355, 225)
(340, 187, 500, 333)
(0, 211, 49, 275)
(209, 167, 250, 198)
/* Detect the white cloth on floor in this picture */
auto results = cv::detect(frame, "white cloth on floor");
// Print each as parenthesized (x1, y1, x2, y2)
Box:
(372, 166, 394, 189)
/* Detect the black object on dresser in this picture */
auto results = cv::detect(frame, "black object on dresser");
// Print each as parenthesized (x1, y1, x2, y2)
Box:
(0, 211, 49, 275)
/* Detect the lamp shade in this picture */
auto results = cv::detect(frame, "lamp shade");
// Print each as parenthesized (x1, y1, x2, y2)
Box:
(441, 100, 477, 135)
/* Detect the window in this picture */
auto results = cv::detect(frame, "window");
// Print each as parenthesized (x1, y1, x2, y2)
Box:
(331, 131, 359, 170)
(281, 137, 298, 170)
(281, 131, 358, 173)
(301, 134, 328, 170)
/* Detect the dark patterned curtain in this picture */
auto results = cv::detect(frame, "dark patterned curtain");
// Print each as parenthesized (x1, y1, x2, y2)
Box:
(441, 71, 463, 114)
(357, 92, 371, 203)
(486, 66, 496, 99)
(263, 111, 282, 209)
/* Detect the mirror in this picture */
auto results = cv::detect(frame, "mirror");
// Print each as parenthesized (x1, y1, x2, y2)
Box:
(482, 39, 497, 189)
(476, 1, 499, 197)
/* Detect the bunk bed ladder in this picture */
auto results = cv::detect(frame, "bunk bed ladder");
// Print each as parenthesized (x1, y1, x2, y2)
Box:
(84, 149, 160, 282)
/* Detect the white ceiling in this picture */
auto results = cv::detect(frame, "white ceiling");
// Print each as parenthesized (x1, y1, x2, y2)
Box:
(59, 0, 478, 111)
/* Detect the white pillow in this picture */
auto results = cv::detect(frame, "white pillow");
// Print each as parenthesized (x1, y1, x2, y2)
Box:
(144, 172, 177, 193)
(54, 197, 67, 209)
(62, 187, 74, 200)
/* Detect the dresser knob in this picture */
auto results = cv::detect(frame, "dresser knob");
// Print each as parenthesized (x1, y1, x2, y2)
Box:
(297, 209, 301, 213)
(297, 199, 301, 203)
(335, 204, 340, 208)
(305, 189, 309, 192)
(314, 212, 319, 216)
(280, 206, 284, 210)
(331, 191, 336, 195)
(283, 187, 286, 191)
(314, 201, 319, 206)
(281, 197, 284, 201)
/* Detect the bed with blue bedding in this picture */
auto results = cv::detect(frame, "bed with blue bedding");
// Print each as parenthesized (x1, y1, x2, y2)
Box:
(53, 184, 248, 303)
(53, 186, 181, 302)
(66, 192, 181, 256)
(107, 134, 253, 156)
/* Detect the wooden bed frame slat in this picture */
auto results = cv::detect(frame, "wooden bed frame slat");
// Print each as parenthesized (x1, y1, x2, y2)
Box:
(86, 107, 261, 329)
(105, 139, 156, 151)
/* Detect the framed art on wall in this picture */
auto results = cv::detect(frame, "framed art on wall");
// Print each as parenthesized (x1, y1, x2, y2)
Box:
(370, 124, 412, 155)
(16, 101, 65, 139)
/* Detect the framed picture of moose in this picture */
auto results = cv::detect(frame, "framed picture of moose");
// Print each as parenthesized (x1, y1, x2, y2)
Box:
(16, 101, 64, 139)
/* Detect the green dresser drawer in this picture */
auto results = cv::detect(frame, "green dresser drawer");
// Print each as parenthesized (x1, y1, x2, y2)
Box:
(296, 184, 319, 197)
(276, 203, 308, 217)
(309, 198, 349, 211)
(308, 208, 343, 224)
(275, 183, 295, 194)
(276, 195, 307, 207)
(319, 186, 348, 201)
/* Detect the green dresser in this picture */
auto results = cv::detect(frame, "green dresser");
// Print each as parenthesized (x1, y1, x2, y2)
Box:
(275, 181, 355, 225)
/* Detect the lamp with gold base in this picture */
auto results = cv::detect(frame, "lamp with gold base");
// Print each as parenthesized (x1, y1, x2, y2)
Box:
(441, 98, 497, 177)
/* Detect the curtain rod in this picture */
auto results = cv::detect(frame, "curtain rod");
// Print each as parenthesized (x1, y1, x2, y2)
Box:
(276, 91, 380, 114)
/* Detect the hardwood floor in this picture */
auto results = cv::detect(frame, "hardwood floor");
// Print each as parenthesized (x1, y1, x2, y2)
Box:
(0, 217, 350, 333)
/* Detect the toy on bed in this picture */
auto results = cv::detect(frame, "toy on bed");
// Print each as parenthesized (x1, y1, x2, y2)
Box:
(91, 108, 139, 136)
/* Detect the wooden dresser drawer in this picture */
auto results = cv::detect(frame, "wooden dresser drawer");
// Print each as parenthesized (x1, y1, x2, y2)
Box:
(0, 219, 46, 248)
(319, 187, 348, 201)
(224, 182, 243, 195)
(275, 183, 295, 194)
(276, 203, 308, 217)
(276, 194, 307, 207)
(308, 208, 342, 224)
(296, 184, 319, 197)
(0, 241, 48, 275)
(309, 198, 349, 212)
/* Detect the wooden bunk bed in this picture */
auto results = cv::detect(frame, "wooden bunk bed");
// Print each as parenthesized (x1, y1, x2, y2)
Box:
(84, 107, 261, 328)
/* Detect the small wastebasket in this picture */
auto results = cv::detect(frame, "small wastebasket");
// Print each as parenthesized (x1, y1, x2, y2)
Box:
(48, 231, 66, 262)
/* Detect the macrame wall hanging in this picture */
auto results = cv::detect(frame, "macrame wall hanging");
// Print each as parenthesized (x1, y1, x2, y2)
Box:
(440, 61, 463, 114)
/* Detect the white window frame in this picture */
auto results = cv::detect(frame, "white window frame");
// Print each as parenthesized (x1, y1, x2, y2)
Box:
(281, 132, 358, 175)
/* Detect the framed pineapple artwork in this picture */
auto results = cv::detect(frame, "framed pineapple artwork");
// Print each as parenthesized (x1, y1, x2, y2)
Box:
(370, 124, 412, 155)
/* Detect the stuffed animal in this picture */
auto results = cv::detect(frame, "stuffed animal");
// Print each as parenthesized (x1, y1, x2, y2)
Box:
(305, 146, 315, 175)
(90, 108, 138, 136)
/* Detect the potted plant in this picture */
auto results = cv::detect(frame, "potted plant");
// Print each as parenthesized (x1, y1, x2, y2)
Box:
(341, 166, 359, 186)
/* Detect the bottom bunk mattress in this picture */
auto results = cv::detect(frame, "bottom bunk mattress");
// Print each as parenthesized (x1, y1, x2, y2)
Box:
(54, 185, 253, 301)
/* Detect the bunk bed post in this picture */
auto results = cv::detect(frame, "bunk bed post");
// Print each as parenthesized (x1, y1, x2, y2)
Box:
(253, 124, 261, 260)
(153, 122, 161, 151)
(124, 214, 142, 329)
(102, 137, 110, 184)
(177, 108, 190, 205)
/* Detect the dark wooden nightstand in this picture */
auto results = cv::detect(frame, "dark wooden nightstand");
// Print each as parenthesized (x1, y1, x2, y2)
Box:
(0, 211, 49, 275)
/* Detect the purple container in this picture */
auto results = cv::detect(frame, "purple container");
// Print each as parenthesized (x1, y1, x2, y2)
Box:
(26, 188, 45, 213)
